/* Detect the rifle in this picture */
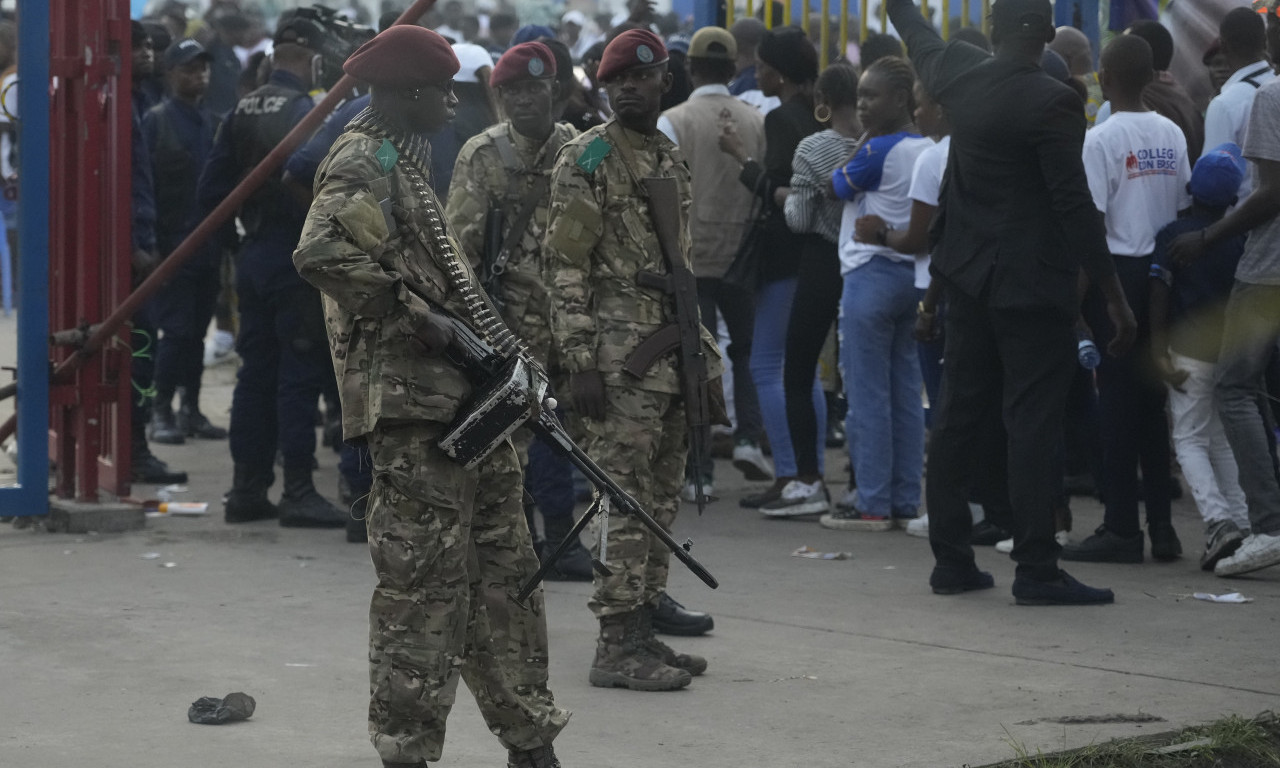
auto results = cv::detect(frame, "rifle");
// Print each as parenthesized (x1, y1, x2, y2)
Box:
(431, 305, 720, 603)
(621, 175, 714, 513)
(481, 201, 507, 313)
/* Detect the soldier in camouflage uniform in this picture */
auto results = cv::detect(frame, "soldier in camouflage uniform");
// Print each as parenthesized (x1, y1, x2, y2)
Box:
(291, 26, 569, 768)
(445, 42, 594, 582)
(543, 29, 724, 693)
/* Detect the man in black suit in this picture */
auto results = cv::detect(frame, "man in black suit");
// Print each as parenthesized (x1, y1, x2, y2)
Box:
(886, 0, 1137, 605)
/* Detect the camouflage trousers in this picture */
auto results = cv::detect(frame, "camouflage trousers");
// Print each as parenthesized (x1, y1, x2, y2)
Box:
(580, 386, 688, 618)
(365, 422, 570, 763)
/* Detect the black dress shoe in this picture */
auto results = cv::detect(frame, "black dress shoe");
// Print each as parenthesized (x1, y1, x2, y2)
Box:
(969, 519, 1009, 546)
(929, 565, 995, 595)
(650, 592, 713, 636)
(1012, 569, 1114, 605)
(179, 408, 228, 440)
(131, 451, 189, 484)
(1061, 526, 1143, 563)
(1148, 521, 1183, 562)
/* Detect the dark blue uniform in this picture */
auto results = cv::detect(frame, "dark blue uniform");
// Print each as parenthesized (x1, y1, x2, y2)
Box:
(144, 97, 221, 426)
(198, 69, 331, 477)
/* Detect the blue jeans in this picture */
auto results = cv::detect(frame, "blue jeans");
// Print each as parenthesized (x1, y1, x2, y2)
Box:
(839, 257, 924, 517)
(751, 277, 824, 479)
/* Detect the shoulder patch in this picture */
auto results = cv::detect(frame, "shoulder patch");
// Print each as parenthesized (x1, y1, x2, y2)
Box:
(575, 136, 613, 174)
(375, 139, 399, 173)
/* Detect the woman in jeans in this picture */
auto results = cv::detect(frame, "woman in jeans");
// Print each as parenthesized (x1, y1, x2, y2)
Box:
(822, 56, 932, 532)
(758, 63, 863, 518)
(719, 26, 823, 510)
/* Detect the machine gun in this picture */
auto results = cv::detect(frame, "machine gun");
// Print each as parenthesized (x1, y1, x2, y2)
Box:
(431, 306, 720, 603)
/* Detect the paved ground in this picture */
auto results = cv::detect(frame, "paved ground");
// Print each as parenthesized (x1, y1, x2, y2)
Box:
(1, 319, 1279, 767)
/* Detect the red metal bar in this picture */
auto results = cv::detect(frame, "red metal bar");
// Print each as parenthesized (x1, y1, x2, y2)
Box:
(2, 0, 438, 460)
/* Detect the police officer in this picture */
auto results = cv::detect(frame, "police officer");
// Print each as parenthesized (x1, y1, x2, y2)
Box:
(198, 17, 344, 527)
(144, 39, 227, 447)
(292, 25, 569, 768)
(444, 42, 594, 580)
(543, 29, 722, 692)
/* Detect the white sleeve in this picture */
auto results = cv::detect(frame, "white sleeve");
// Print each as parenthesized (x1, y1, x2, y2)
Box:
(1202, 95, 1231, 158)
(656, 115, 678, 145)
(907, 143, 942, 206)
(1081, 130, 1110, 215)
(1176, 130, 1193, 210)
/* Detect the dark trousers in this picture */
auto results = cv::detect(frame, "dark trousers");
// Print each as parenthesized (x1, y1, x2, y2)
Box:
(785, 245, 842, 478)
(689, 277, 761, 477)
(229, 239, 333, 471)
(152, 262, 221, 408)
(1084, 255, 1171, 537)
(130, 305, 157, 453)
(527, 432, 576, 523)
(928, 283, 1074, 581)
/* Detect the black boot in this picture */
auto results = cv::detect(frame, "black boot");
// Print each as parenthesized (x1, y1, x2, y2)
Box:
(148, 399, 185, 445)
(508, 745, 561, 768)
(541, 514, 594, 581)
(224, 463, 277, 523)
(340, 474, 368, 543)
(177, 387, 228, 440)
(650, 591, 714, 636)
(131, 446, 189, 484)
(278, 463, 346, 528)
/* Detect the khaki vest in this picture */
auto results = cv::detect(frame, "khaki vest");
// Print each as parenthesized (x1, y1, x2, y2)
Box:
(663, 92, 765, 278)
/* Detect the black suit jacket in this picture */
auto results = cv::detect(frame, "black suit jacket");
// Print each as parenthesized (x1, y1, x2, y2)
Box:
(888, 0, 1115, 319)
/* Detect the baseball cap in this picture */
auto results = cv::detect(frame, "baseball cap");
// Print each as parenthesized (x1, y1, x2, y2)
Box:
(164, 38, 212, 69)
(688, 26, 736, 60)
(991, 0, 1053, 38)
(452, 42, 496, 83)
(1189, 142, 1246, 209)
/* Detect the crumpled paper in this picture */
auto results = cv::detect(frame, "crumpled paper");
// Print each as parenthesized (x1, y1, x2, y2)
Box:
(1192, 592, 1252, 604)
(188, 692, 256, 724)
(791, 545, 851, 561)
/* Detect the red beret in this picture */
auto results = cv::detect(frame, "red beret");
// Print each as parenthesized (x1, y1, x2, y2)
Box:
(597, 29, 669, 83)
(490, 42, 557, 88)
(344, 25, 460, 88)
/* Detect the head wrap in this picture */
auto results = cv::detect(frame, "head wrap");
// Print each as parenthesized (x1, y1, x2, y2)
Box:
(757, 27, 818, 83)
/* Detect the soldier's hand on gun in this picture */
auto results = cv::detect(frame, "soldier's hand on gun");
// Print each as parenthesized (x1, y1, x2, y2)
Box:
(411, 310, 455, 357)
(570, 370, 607, 422)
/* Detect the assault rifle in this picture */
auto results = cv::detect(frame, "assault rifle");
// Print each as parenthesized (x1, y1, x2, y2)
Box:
(480, 201, 506, 313)
(623, 176, 715, 513)
(431, 307, 720, 603)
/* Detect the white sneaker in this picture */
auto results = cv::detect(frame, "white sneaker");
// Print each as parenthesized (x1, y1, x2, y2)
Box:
(760, 480, 829, 517)
(997, 531, 1069, 554)
(681, 479, 714, 504)
(204, 329, 237, 367)
(731, 441, 773, 482)
(1214, 532, 1280, 577)
(904, 514, 929, 538)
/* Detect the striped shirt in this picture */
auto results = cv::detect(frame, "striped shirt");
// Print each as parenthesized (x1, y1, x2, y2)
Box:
(785, 129, 861, 244)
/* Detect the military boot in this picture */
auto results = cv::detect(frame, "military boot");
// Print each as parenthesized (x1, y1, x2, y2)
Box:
(277, 462, 347, 528)
(345, 494, 369, 543)
(508, 745, 561, 768)
(147, 399, 185, 445)
(588, 612, 692, 691)
(224, 463, 277, 523)
(639, 603, 707, 676)
(541, 514, 594, 582)
(176, 388, 228, 440)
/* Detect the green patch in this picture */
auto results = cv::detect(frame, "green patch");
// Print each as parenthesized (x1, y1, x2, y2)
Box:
(375, 139, 399, 173)
(575, 136, 612, 174)
(978, 714, 1280, 768)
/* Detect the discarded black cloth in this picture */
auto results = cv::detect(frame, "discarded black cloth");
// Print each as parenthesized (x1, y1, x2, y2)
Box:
(188, 692, 256, 724)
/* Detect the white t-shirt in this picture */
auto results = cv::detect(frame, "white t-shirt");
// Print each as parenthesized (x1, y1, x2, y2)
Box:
(906, 135, 949, 289)
(1203, 60, 1276, 200)
(834, 131, 933, 275)
(1082, 110, 1191, 257)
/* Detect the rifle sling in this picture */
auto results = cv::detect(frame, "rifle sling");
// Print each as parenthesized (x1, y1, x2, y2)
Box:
(487, 130, 556, 280)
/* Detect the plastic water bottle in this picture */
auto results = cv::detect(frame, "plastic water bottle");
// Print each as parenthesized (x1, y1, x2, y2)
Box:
(1077, 331, 1101, 370)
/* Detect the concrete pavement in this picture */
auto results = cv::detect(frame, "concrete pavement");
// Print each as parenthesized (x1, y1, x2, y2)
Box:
(1, 339, 1278, 767)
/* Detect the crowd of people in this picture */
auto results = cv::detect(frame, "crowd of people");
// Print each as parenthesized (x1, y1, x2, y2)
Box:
(103, 0, 1280, 765)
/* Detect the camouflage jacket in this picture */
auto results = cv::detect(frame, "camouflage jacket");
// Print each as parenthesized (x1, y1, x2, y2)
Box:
(543, 120, 722, 395)
(293, 109, 488, 440)
(445, 120, 578, 366)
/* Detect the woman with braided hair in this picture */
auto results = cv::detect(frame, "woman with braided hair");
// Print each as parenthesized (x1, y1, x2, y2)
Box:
(820, 55, 934, 532)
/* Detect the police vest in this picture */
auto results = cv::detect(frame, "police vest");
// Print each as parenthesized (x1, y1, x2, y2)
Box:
(148, 101, 213, 252)
(230, 82, 310, 237)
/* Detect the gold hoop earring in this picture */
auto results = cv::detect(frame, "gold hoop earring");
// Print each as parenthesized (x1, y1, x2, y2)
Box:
(814, 104, 832, 123)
